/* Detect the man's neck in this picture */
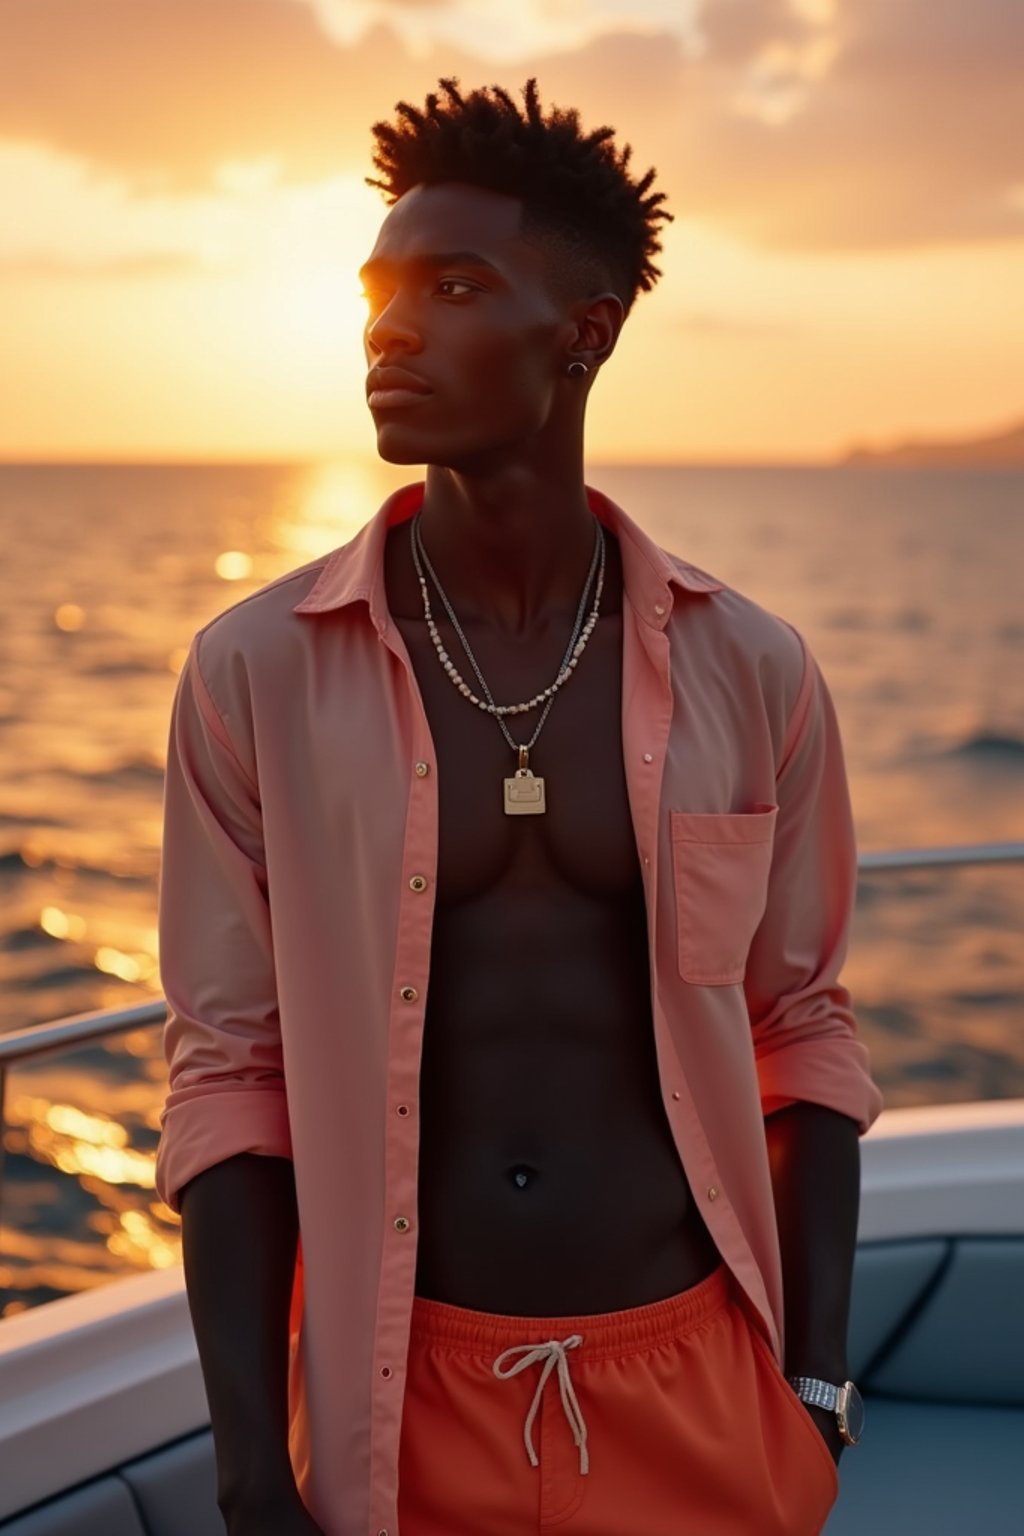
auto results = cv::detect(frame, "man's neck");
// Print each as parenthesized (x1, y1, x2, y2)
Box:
(418, 458, 601, 638)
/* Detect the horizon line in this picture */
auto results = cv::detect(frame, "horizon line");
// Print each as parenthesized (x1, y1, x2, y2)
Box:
(0, 452, 1020, 472)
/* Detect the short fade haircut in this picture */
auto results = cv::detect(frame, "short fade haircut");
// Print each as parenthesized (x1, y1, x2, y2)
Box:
(366, 77, 672, 314)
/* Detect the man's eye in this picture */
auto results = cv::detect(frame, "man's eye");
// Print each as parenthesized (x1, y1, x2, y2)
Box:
(436, 279, 475, 298)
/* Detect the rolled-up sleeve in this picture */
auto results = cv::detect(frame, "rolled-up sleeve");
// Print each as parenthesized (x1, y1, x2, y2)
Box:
(154, 631, 292, 1216)
(744, 627, 883, 1132)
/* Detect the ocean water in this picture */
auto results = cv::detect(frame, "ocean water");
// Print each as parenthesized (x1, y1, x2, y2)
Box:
(1, 459, 1022, 1313)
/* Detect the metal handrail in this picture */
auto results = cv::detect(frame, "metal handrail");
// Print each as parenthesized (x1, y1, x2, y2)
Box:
(856, 841, 1024, 872)
(0, 999, 167, 1067)
(1, 840, 1022, 1067)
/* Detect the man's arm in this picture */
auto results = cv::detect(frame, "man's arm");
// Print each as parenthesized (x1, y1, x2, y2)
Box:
(180, 1154, 304, 1514)
(743, 631, 881, 1132)
(742, 630, 883, 1455)
(154, 634, 303, 1516)
(765, 1102, 860, 1461)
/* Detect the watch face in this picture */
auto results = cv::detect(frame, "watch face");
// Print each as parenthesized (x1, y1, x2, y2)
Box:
(840, 1382, 865, 1444)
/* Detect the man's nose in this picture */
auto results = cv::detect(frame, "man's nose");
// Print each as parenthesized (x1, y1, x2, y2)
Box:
(365, 294, 422, 355)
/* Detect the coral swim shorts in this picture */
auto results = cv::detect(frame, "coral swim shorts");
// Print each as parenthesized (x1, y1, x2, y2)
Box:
(397, 1263, 839, 1535)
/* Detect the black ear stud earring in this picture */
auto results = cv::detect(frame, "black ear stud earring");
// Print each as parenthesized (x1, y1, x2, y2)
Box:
(567, 361, 589, 378)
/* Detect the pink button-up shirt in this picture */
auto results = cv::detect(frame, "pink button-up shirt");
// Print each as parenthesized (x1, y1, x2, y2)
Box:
(155, 481, 882, 1536)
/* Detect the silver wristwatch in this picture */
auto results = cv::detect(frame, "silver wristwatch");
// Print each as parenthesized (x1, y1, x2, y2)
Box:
(787, 1376, 865, 1445)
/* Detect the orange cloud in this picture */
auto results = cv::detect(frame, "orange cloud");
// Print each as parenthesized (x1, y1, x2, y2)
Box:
(0, 0, 398, 188)
(697, 0, 819, 61)
(2, 0, 1022, 251)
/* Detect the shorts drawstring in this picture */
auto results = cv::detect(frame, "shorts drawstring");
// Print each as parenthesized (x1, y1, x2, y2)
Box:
(492, 1333, 590, 1475)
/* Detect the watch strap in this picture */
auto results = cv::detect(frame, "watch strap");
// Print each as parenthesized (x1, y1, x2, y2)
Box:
(787, 1375, 839, 1413)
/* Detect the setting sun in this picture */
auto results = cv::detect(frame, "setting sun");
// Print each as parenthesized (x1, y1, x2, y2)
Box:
(241, 173, 380, 366)
(262, 260, 368, 362)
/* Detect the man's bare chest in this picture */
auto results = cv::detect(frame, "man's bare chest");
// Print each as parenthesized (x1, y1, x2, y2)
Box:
(391, 608, 642, 907)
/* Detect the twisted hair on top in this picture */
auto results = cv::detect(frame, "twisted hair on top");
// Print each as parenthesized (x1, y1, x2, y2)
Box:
(366, 77, 673, 313)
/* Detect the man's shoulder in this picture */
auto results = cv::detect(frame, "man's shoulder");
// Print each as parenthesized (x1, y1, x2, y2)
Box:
(187, 550, 333, 707)
(664, 549, 807, 694)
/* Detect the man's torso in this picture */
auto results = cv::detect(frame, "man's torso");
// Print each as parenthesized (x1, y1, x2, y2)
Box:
(384, 519, 720, 1315)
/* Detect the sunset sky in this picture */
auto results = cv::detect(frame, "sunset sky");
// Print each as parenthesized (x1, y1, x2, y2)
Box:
(2, 0, 1022, 463)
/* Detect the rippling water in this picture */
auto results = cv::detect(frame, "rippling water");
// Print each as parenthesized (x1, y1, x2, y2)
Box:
(1, 459, 1022, 1313)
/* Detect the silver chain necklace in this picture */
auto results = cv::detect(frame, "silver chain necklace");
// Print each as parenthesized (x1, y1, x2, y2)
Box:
(409, 510, 606, 815)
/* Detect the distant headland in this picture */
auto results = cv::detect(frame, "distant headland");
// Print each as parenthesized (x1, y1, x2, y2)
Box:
(839, 417, 1024, 468)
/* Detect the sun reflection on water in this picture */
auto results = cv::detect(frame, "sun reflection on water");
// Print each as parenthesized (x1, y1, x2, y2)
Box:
(39, 905, 87, 941)
(214, 549, 254, 581)
(53, 603, 86, 631)
(18, 1095, 151, 1187)
(1, 1077, 179, 1316)
(32, 904, 161, 987)
(94, 946, 158, 984)
(270, 460, 395, 558)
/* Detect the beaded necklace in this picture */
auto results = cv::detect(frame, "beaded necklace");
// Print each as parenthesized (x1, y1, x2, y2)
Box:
(409, 510, 606, 815)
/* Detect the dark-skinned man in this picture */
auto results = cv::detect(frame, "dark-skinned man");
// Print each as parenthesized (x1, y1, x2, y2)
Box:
(156, 78, 882, 1536)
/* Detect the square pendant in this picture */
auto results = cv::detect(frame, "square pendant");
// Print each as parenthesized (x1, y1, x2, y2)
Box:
(504, 771, 546, 814)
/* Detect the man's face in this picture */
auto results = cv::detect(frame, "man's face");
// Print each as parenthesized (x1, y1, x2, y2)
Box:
(360, 182, 572, 466)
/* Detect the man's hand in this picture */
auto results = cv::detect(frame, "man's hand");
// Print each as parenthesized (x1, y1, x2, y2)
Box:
(803, 1401, 844, 1466)
(224, 1491, 327, 1536)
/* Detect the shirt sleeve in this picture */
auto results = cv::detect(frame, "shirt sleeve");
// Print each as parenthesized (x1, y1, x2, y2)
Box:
(743, 627, 884, 1133)
(154, 631, 292, 1217)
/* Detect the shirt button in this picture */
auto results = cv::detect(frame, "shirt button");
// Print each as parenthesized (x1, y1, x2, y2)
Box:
(707, 1187, 719, 1202)
(396, 1103, 410, 1116)
(643, 856, 650, 866)
(380, 1365, 393, 1379)
(654, 602, 665, 616)
(414, 761, 430, 776)
(671, 1091, 680, 1101)
(394, 1216, 410, 1232)
(399, 986, 418, 1002)
(643, 753, 653, 763)
(409, 875, 428, 892)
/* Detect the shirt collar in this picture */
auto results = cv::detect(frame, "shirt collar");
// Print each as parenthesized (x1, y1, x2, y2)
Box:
(292, 480, 723, 633)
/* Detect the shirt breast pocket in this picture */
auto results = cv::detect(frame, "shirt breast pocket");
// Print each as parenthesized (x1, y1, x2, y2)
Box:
(669, 803, 779, 985)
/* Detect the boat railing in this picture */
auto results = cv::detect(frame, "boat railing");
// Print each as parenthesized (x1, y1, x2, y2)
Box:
(1, 839, 1022, 1216)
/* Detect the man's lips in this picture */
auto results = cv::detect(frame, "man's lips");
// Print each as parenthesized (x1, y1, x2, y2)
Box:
(366, 366, 432, 410)
(368, 388, 431, 410)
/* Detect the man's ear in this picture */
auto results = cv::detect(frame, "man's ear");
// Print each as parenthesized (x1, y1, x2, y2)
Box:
(567, 292, 626, 371)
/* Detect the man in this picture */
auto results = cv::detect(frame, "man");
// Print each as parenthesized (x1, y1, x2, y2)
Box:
(155, 79, 882, 1536)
